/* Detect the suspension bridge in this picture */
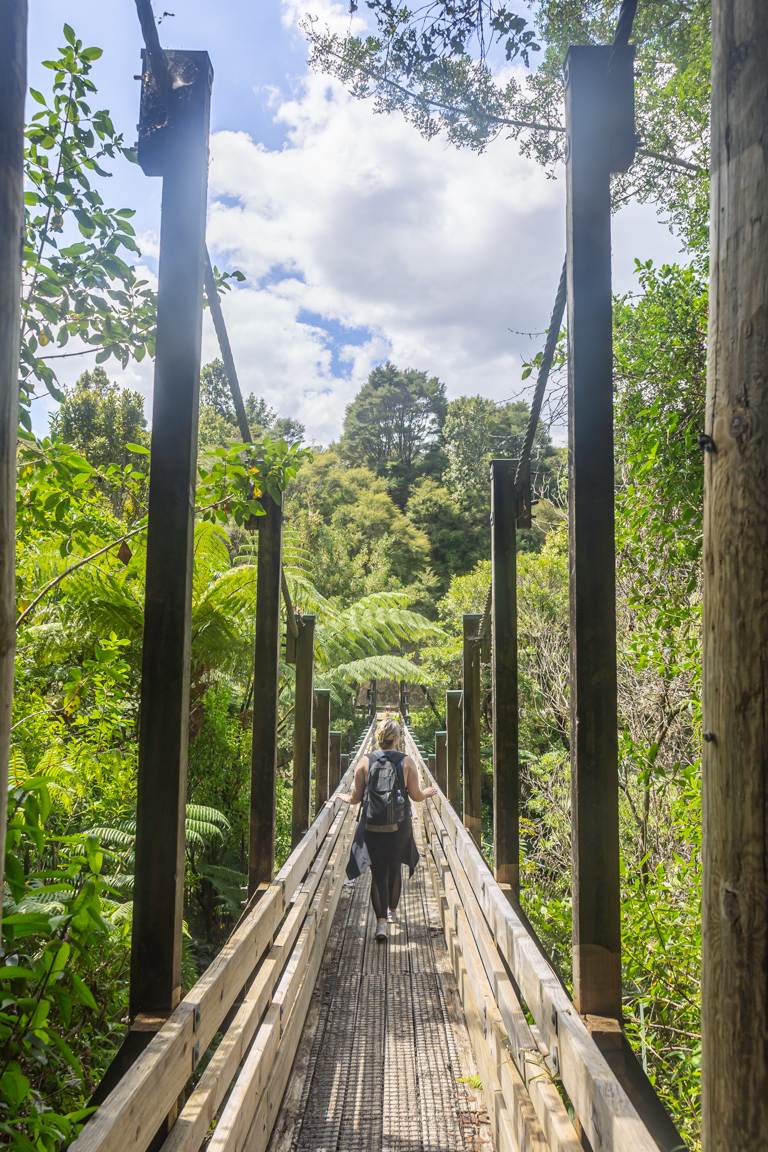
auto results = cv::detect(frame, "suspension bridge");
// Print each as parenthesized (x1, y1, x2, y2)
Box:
(2, 0, 767, 1149)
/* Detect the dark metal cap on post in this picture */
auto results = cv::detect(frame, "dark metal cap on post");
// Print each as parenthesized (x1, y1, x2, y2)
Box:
(138, 50, 214, 177)
(563, 44, 636, 175)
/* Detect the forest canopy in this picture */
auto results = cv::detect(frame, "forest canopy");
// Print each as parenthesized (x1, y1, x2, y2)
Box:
(3, 6, 712, 1149)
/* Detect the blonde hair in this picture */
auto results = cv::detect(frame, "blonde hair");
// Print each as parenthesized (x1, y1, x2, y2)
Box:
(376, 716, 402, 750)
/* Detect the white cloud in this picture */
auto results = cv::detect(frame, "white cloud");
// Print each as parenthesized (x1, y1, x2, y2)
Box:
(94, 5, 682, 448)
(204, 67, 572, 443)
(280, 0, 366, 36)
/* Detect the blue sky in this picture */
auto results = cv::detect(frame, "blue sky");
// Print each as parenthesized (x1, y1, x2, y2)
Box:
(27, 1, 682, 443)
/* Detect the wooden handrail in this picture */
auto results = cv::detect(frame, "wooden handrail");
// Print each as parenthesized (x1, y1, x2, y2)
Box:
(73, 721, 375, 1152)
(404, 726, 666, 1152)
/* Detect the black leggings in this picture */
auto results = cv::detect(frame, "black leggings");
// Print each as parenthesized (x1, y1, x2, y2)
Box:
(364, 827, 405, 919)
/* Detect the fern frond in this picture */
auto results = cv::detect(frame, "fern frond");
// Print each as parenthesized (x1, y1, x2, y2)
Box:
(192, 521, 232, 603)
(319, 654, 431, 688)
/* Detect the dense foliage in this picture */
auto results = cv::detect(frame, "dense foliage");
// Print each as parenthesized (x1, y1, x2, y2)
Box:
(3, 9, 712, 1149)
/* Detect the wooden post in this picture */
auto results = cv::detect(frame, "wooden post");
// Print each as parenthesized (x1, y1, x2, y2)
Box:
(314, 688, 330, 811)
(703, 5, 768, 1146)
(329, 731, 342, 793)
(491, 459, 519, 897)
(291, 615, 315, 846)
(564, 43, 633, 1019)
(462, 614, 482, 848)
(339, 752, 349, 786)
(428, 754, 436, 781)
(446, 691, 462, 813)
(248, 495, 282, 895)
(0, 0, 25, 921)
(369, 678, 378, 720)
(435, 731, 447, 794)
(130, 50, 212, 1019)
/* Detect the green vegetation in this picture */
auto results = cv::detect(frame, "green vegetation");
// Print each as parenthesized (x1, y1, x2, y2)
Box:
(4, 9, 709, 1149)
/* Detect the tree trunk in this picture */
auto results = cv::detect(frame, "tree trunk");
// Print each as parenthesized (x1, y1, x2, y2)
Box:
(703, 4, 768, 1148)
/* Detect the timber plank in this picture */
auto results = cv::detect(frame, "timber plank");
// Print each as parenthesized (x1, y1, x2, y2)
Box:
(72, 735, 371, 1152)
(425, 804, 581, 1152)
(428, 824, 549, 1152)
(162, 804, 352, 1152)
(211, 817, 349, 1152)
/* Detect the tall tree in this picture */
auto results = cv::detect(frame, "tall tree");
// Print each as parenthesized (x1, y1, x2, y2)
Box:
(340, 362, 447, 503)
(199, 359, 305, 447)
(442, 395, 555, 512)
(50, 367, 147, 467)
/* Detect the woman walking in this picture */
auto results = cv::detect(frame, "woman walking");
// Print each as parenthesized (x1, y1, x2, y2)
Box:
(342, 716, 436, 942)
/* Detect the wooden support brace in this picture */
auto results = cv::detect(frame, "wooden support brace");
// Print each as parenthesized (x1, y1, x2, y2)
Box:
(491, 460, 520, 896)
(249, 495, 283, 894)
(291, 615, 315, 847)
(564, 42, 633, 1019)
(445, 690, 462, 814)
(328, 731, 342, 794)
(131, 48, 212, 1019)
(434, 731, 447, 795)
(462, 614, 483, 848)
(313, 689, 330, 811)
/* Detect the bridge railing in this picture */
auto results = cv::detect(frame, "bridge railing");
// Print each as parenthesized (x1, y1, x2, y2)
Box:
(405, 728, 677, 1152)
(72, 722, 374, 1152)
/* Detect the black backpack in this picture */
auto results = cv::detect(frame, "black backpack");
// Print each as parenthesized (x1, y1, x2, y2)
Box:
(364, 751, 408, 828)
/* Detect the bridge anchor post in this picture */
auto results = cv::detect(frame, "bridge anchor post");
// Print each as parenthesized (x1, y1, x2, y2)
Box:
(491, 459, 520, 897)
(462, 614, 483, 848)
(291, 615, 315, 846)
(314, 688, 331, 810)
(564, 42, 634, 1020)
(446, 690, 462, 814)
(249, 495, 283, 895)
(130, 47, 213, 1022)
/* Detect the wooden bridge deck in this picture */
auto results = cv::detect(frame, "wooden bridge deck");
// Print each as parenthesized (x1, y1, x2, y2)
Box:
(72, 724, 678, 1152)
(268, 808, 491, 1152)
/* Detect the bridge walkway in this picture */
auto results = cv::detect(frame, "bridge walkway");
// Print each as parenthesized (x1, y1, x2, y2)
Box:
(268, 805, 491, 1152)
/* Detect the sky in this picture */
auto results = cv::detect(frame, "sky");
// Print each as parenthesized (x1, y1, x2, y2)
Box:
(27, 0, 682, 444)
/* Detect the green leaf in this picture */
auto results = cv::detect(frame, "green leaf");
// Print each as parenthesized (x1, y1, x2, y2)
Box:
(70, 972, 97, 1012)
(0, 1063, 31, 1107)
(63, 23, 77, 45)
(82, 46, 104, 61)
(0, 965, 36, 981)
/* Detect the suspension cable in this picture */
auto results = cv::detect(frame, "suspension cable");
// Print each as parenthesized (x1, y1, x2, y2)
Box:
(131, 0, 299, 638)
(478, 0, 639, 646)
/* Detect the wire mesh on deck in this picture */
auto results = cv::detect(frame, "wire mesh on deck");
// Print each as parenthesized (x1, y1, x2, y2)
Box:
(268, 810, 490, 1152)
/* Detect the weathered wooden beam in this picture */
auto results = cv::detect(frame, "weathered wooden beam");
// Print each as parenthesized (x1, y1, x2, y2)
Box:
(248, 495, 283, 895)
(703, 5, 768, 1147)
(491, 460, 519, 897)
(462, 614, 483, 848)
(0, 0, 26, 925)
(564, 43, 633, 1019)
(313, 688, 330, 811)
(329, 731, 342, 794)
(338, 752, 349, 788)
(446, 691, 462, 814)
(434, 731, 447, 795)
(291, 615, 315, 846)
(131, 49, 212, 1019)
